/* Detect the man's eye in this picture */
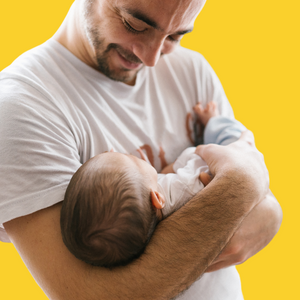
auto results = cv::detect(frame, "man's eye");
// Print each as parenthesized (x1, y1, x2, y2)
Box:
(122, 18, 146, 34)
(167, 35, 181, 43)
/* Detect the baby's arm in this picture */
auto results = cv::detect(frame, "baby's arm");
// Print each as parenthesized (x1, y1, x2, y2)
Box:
(160, 101, 245, 217)
(194, 101, 246, 146)
(160, 101, 218, 175)
(160, 163, 175, 174)
(160, 147, 199, 174)
(159, 149, 209, 218)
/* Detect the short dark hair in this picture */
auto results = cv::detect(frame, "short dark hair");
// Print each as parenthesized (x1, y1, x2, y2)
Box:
(60, 157, 158, 267)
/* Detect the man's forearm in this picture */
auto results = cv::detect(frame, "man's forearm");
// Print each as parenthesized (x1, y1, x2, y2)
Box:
(4, 168, 264, 300)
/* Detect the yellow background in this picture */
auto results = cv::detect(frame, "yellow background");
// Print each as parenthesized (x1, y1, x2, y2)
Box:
(0, 0, 299, 299)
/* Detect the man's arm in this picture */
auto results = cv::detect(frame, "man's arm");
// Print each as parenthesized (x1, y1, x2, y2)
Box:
(197, 132, 282, 272)
(4, 132, 269, 300)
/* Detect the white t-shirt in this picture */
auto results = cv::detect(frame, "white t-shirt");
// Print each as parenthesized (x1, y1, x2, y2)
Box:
(159, 116, 246, 218)
(0, 39, 243, 299)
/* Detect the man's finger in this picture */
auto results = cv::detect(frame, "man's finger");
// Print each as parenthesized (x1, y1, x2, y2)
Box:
(194, 143, 222, 174)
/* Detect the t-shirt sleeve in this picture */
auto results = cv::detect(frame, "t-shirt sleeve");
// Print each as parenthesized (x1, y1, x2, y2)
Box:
(0, 78, 81, 242)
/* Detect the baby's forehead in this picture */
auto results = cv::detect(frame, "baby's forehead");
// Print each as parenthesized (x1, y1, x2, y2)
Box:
(101, 151, 136, 161)
(92, 152, 140, 168)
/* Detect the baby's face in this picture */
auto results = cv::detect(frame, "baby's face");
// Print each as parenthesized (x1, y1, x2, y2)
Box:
(95, 152, 158, 189)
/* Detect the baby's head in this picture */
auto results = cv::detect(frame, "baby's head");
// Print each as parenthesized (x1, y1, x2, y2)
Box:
(60, 152, 165, 267)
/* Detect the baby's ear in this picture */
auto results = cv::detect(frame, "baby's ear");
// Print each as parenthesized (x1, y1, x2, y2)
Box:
(150, 189, 165, 210)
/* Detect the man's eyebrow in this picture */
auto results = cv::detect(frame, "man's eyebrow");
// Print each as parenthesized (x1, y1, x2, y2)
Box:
(122, 7, 161, 30)
(122, 7, 193, 35)
(174, 28, 193, 35)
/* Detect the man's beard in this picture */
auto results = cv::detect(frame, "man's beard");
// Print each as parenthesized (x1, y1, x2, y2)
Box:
(95, 42, 143, 83)
(85, 23, 143, 83)
(82, 0, 143, 83)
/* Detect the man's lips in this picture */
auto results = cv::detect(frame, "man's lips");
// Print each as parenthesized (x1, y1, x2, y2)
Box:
(116, 50, 142, 70)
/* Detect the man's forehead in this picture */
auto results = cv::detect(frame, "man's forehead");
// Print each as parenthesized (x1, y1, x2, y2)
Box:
(113, 0, 205, 32)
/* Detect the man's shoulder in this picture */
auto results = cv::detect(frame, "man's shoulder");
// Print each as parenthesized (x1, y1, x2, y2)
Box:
(0, 40, 59, 93)
(1, 40, 56, 75)
(0, 39, 79, 105)
(0, 40, 74, 122)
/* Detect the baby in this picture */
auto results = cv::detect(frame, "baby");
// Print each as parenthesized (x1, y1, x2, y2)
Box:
(60, 102, 246, 267)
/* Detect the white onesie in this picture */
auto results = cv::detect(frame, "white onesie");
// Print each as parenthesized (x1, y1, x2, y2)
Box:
(159, 116, 246, 217)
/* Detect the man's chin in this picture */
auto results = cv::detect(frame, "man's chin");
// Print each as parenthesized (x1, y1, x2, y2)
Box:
(95, 47, 143, 84)
(102, 67, 142, 85)
(118, 73, 138, 85)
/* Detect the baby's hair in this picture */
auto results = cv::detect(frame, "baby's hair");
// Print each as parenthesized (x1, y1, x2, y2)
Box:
(60, 156, 158, 267)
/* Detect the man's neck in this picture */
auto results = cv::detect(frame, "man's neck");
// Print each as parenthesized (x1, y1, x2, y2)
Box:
(52, 2, 97, 71)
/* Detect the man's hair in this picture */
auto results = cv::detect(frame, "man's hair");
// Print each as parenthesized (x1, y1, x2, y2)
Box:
(60, 159, 158, 267)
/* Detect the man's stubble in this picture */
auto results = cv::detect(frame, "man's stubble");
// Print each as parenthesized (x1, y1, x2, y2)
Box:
(82, 0, 143, 83)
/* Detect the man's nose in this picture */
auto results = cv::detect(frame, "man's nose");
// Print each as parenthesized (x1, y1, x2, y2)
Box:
(132, 38, 165, 67)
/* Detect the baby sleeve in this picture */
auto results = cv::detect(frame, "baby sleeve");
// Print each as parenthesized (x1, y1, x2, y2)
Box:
(204, 116, 247, 146)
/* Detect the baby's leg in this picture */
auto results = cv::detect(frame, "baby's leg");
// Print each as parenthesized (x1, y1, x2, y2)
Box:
(193, 101, 220, 126)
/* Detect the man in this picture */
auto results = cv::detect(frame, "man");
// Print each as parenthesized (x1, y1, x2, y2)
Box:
(0, 0, 282, 299)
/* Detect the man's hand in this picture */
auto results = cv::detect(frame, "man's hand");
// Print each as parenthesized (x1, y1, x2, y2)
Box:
(196, 130, 270, 206)
(197, 132, 282, 272)
(206, 190, 282, 272)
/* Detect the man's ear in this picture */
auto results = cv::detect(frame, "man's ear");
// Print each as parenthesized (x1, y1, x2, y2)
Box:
(150, 189, 165, 210)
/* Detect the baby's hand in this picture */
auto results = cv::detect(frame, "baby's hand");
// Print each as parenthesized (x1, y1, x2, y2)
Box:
(199, 172, 213, 186)
(193, 101, 220, 126)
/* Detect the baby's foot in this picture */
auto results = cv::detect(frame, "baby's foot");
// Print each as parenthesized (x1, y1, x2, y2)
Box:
(193, 101, 220, 126)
